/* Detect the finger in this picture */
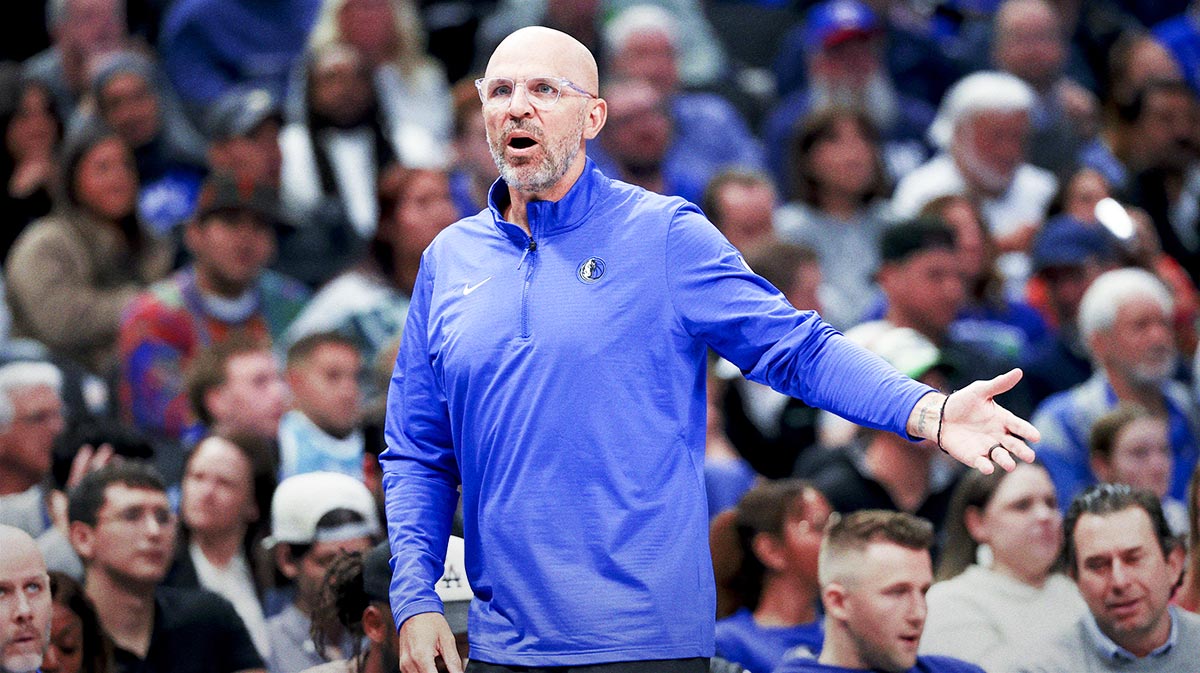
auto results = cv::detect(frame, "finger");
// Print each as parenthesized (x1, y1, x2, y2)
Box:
(440, 629, 464, 673)
(1002, 410, 1041, 445)
(1004, 434, 1036, 464)
(972, 454, 996, 475)
(990, 444, 1017, 472)
(94, 443, 116, 468)
(68, 445, 95, 488)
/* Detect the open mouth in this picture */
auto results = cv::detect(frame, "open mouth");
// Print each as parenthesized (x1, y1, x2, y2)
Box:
(508, 137, 537, 149)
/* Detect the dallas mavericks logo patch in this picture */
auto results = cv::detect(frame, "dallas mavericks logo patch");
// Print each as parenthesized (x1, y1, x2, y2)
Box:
(577, 257, 606, 284)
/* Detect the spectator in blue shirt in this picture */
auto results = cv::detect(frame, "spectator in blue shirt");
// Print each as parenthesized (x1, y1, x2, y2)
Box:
(714, 480, 829, 673)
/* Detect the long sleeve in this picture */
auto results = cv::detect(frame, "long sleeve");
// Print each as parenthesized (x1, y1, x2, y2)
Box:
(379, 254, 461, 629)
(664, 204, 933, 437)
(5, 221, 138, 359)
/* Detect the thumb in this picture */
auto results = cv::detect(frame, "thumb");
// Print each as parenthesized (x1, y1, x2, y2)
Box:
(439, 628, 463, 673)
(978, 368, 1022, 398)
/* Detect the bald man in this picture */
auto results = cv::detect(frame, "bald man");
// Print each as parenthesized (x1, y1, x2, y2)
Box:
(381, 26, 1039, 673)
(0, 526, 53, 673)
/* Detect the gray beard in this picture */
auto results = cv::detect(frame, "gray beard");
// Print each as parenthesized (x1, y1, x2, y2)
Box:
(488, 114, 585, 194)
(810, 72, 900, 132)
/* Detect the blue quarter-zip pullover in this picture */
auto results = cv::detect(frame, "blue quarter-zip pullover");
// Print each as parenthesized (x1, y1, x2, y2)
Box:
(381, 159, 934, 666)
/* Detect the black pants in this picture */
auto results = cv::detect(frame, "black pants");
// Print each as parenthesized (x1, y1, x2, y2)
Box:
(465, 657, 710, 673)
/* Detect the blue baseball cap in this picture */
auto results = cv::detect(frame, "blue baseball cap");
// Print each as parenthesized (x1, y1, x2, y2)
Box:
(1031, 215, 1121, 272)
(803, 0, 881, 55)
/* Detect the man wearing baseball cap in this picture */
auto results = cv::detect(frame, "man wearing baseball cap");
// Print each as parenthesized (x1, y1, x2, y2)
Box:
(207, 88, 285, 190)
(118, 171, 310, 481)
(764, 0, 936, 196)
(265, 472, 381, 673)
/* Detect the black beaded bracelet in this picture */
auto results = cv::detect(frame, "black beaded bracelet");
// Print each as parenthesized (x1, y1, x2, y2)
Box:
(936, 392, 951, 453)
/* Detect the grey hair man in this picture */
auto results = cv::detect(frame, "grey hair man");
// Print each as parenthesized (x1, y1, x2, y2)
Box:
(892, 71, 1057, 259)
(0, 362, 66, 536)
(1032, 267, 1197, 506)
(0, 525, 53, 673)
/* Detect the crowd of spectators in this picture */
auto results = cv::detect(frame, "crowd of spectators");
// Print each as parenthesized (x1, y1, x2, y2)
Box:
(2, 0, 1200, 672)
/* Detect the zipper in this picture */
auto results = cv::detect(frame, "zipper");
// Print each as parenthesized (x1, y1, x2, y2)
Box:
(519, 237, 537, 338)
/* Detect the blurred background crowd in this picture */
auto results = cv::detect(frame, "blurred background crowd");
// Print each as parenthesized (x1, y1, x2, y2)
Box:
(2, 0, 1200, 672)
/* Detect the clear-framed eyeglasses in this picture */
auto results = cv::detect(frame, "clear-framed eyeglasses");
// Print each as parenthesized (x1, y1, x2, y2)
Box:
(475, 76, 596, 110)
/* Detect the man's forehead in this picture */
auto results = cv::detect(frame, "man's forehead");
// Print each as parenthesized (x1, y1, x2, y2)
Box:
(486, 28, 598, 90)
(0, 529, 48, 577)
(1075, 507, 1156, 554)
(102, 483, 168, 508)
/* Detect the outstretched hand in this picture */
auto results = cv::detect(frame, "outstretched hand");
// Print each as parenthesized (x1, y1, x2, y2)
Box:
(913, 369, 1040, 474)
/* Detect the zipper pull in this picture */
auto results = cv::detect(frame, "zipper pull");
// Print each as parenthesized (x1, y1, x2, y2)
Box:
(517, 238, 537, 269)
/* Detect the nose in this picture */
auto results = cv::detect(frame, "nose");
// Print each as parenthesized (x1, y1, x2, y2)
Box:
(1110, 559, 1133, 590)
(14, 588, 34, 620)
(506, 83, 535, 117)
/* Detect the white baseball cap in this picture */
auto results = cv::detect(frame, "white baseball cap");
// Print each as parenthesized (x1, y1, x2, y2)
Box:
(264, 471, 381, 548)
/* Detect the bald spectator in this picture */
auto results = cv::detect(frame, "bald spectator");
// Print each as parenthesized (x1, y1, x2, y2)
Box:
(22, 0, 128, 118)
(892, 71, 1057, 275)
(764, 0, 935, 196)
(1032, 268, 1199, 506)
(0, 525, 54, 673)
(992, 0, 1098, 175)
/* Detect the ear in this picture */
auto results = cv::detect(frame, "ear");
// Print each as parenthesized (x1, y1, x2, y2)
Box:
(362, 604, 389, 645)
(69, 520, 96, 562)
(1166, 541, 1186, 585)
(583, 98, 607, 140)
(1089, 456, 1112, 483)
(751, 532, 787, 573)
(275, 545, 300, 579)
(963, 505, 987, 544)
(822, 582, 850, 621)
(204, 386, 229, 424)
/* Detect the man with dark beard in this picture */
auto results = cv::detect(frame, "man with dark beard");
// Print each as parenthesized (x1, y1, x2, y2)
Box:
(1032, 267, 1199, 507)
(382, 25, 1040, 673)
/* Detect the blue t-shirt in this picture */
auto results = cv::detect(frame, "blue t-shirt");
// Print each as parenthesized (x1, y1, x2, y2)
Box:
(715, 608, 823, 673)
(774, 654, 985, 673)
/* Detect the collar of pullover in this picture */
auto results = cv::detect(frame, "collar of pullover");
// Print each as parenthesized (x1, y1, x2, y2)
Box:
(486, 156, 603, 245)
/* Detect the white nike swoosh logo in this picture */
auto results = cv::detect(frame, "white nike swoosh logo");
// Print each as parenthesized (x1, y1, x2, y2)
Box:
(462, 277, 493, 295)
